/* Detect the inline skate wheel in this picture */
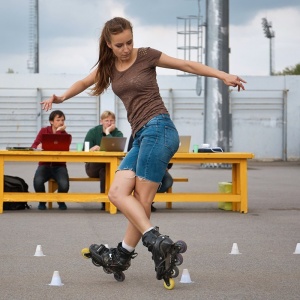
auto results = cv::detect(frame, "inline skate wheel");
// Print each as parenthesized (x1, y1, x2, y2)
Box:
(174, 253, 183, 266)
(176, 240, 187, 253)
(81, 248, 91, 259)
(170, 266, 179, 278)
(92, 259, 101, 267)
(163, 278, 175, 290)
(103, 267, 113, 274)
(114, 272, 125, 282)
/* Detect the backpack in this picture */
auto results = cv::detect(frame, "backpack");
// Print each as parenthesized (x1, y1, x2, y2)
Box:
(3, 175, 30, 210)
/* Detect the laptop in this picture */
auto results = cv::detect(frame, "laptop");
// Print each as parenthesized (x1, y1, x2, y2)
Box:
(41, 134, 72, 151)
(6, 147, 34, 151)
(177, 136, 191, 153)
(100, 137, 127, 152)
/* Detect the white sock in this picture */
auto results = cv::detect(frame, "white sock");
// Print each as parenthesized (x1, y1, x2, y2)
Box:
(122, 240, 135, 253)
(143, 227, 154, 235)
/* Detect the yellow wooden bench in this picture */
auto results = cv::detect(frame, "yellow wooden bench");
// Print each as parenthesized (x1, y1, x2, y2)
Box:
(48, 178, 99, 209)
(165, 177, 188, 209)
(48, 177, 188, 209)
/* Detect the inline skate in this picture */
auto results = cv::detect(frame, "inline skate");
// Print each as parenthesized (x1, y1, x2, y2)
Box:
(81, 242, 137, 282)
(142, 227, 187, 289)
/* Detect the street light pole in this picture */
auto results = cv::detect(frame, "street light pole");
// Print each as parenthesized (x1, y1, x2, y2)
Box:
(261, 18, 275, 75)
(28, 0, 39, 73)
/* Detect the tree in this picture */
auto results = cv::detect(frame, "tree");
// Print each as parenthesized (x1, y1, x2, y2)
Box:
(275, 63, 300, 75)
(6, 68, 14, 74)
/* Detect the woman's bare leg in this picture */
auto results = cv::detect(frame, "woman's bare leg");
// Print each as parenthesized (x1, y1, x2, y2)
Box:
(108, 170, 159, 247)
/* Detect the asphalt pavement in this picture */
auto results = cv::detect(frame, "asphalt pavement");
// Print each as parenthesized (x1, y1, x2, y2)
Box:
(1, 161, 299, 300)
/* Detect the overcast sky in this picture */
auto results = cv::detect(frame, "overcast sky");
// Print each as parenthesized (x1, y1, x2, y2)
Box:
(1, 0, 300, 76)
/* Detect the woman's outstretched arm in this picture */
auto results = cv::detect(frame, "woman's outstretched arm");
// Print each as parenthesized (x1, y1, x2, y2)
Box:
(41, 69, 97, 111)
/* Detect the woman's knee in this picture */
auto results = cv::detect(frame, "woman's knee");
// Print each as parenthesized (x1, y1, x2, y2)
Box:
(107, 186, 118, 204)
(108, 170, 135, 205)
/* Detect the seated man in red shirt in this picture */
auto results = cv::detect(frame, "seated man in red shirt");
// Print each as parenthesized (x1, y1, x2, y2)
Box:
(31, 110, 71, 210)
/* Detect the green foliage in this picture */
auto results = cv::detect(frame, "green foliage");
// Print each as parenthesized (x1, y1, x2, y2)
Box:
(275, 63, 300, 75)
(6, 68, 14, 74)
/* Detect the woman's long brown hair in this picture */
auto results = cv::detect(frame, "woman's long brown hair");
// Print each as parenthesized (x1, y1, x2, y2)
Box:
(90, 17, 133, 96)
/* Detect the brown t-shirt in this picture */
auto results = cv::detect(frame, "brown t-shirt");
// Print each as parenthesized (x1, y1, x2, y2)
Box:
(111, 47, 169, 136)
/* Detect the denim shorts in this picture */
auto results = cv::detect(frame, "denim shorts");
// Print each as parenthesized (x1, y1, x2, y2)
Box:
(118, 114, 179, 183)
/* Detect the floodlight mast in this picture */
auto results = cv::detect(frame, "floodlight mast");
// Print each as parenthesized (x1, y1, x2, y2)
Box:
(28, 0, 39, 73)
(262, 18, 275, 75)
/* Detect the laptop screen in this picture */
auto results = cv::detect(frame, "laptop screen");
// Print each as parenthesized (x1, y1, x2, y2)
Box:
(100, 137, 127, 152)
(177, 136, 191, 153)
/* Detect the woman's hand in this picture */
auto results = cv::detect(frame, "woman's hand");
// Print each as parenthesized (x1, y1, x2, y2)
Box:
(223, 74, 246, 91)
(41, 94, 64, 111)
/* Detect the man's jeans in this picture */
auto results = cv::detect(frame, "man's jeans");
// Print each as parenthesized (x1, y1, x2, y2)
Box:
(33, 165, 69, 193)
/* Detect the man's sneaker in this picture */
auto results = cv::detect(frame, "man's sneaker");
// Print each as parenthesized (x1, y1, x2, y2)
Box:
(38, 202, 47, 210)
(58, 202, 67, 210)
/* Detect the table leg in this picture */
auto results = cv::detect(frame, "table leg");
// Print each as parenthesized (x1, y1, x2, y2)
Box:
(104, 163, 109, 212)
(231, 164, 238, 212)
(108, 158, 117, 214)
(0, 157, 4, 213)
(239, 160, 248, 213)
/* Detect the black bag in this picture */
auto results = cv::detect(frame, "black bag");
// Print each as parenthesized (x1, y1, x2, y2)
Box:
(3, 175, 30, 210)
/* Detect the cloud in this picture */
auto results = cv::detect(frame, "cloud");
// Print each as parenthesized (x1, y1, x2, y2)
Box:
(1, 1, 300, 76)
(230, 7, 300, 75)
(230, 0, 300, 25)
(40, 37, 98, 74)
